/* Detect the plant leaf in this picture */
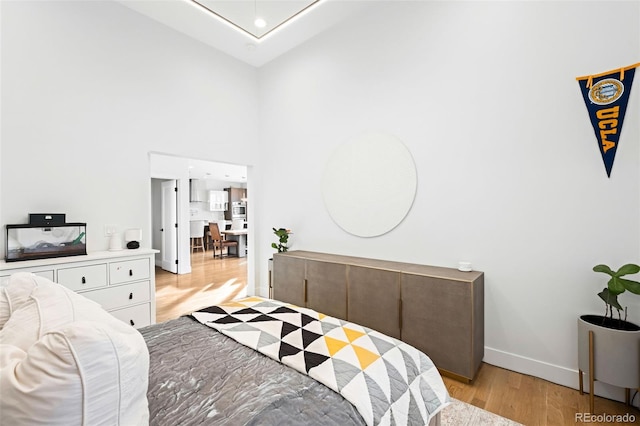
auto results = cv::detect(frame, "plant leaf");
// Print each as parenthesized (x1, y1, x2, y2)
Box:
(620, 278, 640, 295)
(274, 228, 289, 238)
(598, 288, 623, 311)
(608, 277, 626, 295)
(593, 264, 614, 276)
(616, 263, 640, 277)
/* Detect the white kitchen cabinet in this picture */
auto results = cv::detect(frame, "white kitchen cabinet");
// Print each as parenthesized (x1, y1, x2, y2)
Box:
(209, 190, 228, 211)
(0, 249, 158, 329)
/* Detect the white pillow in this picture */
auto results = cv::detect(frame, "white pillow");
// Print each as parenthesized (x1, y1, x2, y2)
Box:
(1, 281, 88, 351)
(0, 273, 149, 425)
(0, 321, 149, 425)
(0, 274, 115, 352)
(0, 272, 43, 329)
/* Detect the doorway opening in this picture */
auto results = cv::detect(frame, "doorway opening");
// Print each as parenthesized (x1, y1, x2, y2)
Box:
(149, 153, 252, 320)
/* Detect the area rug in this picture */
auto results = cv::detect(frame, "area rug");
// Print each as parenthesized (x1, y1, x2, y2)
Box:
(441, 398, 523, 425)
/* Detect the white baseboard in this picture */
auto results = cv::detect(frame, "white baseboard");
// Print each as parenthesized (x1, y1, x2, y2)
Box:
(484, 347, 640, 409)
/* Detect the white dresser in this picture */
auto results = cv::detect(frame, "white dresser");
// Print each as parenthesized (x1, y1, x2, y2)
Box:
(0, 249, 158, 329)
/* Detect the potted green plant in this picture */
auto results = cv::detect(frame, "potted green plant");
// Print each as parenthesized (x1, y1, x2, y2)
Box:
(268, 228, 292, 299)
(587, 264, 640, 330)
(578, 263, 640, 412)
(271, 228, 292, 253)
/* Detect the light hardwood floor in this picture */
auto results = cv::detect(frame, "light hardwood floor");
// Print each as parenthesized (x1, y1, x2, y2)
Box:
(443, 365, 638, 425)
(155, 253, 639, 425)
(155, 250, 249, 322)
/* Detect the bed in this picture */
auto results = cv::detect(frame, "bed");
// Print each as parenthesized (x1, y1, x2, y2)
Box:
(140, 297, 451, 426)
(1, 273, 449, 425)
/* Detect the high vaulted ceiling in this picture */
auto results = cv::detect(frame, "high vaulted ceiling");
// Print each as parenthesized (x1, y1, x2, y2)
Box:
(117, 0, 369, 67)
(117, 0, 369, 181)
(192, 0, 320, 39)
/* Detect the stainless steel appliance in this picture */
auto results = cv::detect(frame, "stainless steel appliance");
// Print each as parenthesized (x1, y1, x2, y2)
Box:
(230, 202, 246, 219)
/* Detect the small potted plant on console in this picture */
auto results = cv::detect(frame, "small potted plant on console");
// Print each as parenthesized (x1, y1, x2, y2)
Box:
(268, 228, 292, 299)
(271, 228, 292, 253)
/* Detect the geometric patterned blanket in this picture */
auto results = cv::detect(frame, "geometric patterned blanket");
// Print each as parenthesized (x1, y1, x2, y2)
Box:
(192, 297, 450, 425)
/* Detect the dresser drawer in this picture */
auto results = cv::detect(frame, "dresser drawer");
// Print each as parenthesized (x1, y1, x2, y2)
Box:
(109, 303, 151, 329)
(81, 281, 150, 311)
(109, 258, 150, 285)
(35, 270, 55, 282)
(1, 270, 55, 286)
(57, 264, 108, 291)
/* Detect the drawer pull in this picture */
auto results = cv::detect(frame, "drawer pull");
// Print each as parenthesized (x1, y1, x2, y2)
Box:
(130, 319, 135, 326)
(129, 269, 133, 277)
(303, 279, 308, 305)
(81, 276, 86, 284)
(129, 293, 133, 300)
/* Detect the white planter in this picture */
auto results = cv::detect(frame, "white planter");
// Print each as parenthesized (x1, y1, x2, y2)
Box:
(578, 315, 640, 390)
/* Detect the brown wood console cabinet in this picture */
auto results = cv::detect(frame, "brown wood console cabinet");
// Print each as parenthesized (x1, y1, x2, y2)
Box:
(272, 250, 484, 382)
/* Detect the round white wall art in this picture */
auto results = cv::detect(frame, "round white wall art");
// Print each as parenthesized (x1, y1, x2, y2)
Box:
(322, 132, 417, 237)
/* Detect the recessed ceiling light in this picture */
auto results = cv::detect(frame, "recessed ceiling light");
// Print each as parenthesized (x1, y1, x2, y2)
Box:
(254, 17, 266, 28)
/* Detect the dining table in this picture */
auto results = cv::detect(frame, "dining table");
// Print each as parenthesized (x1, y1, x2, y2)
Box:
(220, 228, 248, 258)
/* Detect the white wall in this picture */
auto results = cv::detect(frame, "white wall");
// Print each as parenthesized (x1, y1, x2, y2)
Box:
(255, 1, 640, 402)
(0, 0, 258, 257)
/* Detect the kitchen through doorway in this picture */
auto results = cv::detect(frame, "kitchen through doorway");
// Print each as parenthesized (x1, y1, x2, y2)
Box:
(149, 154, 252, 317)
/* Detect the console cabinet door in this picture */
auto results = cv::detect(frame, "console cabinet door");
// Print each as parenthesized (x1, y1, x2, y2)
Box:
(348, 266, 401, 339)
(306, 260, 347, 319)
(401, 273, 473, 379)
(273, 255, 305, 307)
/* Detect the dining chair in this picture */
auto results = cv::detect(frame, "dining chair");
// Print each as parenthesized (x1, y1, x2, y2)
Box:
(206, 221, 227, 250)
(189, 220, 205, 253)
(208, 222, 238, 259)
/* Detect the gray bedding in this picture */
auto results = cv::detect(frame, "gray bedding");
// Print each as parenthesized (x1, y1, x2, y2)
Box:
(140, 316, 366, 426)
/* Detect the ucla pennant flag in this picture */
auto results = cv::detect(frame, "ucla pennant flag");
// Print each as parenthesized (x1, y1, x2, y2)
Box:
(577, 63, 639, 177)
